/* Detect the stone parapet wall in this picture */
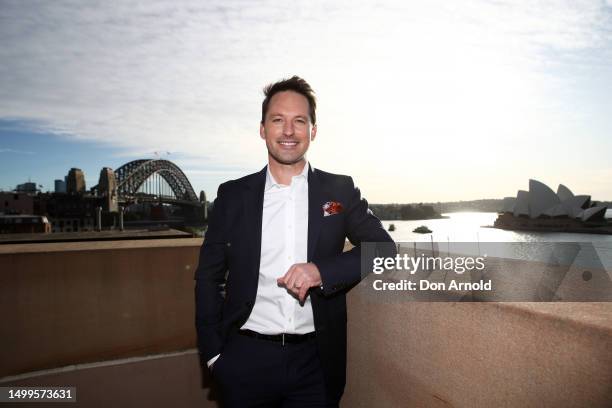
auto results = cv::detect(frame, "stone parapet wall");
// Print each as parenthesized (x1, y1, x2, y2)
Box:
(0, 238, 203, 377)
(1, 239, 610, 407)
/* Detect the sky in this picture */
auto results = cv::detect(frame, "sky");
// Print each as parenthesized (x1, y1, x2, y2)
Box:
(1, 0, 612, 203)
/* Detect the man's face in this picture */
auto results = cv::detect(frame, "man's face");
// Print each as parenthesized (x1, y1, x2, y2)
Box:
(260, 90, 317, 166)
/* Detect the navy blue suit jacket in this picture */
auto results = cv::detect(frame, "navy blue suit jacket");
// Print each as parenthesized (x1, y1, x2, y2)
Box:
(195, 165, 394, 399)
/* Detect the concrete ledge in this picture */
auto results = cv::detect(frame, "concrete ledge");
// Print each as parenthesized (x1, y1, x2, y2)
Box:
(0, 237, 203, 254)
(0, 229, 194, 245)
(343, 294, 612, 408)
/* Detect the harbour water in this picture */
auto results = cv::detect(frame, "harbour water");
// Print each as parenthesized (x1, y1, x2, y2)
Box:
(382, 211, 612, 244)
(382, 212, 612, 270)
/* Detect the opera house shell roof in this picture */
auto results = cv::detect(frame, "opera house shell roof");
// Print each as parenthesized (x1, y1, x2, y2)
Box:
(501, 180, 607, 222)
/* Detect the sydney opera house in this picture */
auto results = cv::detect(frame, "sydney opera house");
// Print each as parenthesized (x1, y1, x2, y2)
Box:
(494, 179, 610, 232)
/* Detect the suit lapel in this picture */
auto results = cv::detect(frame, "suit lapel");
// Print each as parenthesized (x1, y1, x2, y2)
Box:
(308, 166, 324, 262)
(243, 166, 267, 278)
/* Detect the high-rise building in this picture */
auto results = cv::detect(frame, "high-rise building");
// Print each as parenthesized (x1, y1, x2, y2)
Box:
(66, 168, 86, 194)
(54, 179, 67, 193)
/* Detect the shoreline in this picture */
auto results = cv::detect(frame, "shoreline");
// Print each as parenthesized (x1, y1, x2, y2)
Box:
(487, 224, 612, 235)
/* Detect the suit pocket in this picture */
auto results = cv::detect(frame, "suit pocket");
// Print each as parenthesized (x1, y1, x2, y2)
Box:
(211, 333, 238, 380)
(211, 353, 226, 378)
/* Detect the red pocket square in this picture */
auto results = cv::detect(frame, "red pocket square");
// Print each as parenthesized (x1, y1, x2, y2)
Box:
(322, 201, 344, 217)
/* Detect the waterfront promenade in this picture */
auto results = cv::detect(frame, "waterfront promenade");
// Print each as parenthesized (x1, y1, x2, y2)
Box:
(0, 238, 610, 407)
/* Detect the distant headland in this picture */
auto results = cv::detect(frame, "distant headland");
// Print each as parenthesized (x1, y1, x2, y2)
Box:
(369, 203, 446, 221)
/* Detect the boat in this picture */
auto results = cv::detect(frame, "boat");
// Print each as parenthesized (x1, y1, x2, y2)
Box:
(413, 225, 432, 234)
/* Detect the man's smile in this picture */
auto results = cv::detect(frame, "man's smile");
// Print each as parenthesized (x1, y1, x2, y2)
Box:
(278, 140, 299, 148)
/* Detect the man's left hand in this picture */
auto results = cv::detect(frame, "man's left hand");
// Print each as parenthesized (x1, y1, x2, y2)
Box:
(277, 262, 322, 302)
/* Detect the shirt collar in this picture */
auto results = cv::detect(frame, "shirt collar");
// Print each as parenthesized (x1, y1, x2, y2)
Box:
(265, 161, 310, 191)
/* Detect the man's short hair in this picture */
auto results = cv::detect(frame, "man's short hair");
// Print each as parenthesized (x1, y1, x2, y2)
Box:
(261, 76, 317, 125)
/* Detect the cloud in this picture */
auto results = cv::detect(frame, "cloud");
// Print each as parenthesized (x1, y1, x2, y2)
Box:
(1, 0, 612, 200)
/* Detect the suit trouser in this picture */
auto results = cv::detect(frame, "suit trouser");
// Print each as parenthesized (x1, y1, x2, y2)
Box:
(211, 332, 340, 408)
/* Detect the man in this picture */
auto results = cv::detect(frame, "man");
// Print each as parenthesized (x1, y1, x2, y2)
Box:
(195, 76, 394, 407)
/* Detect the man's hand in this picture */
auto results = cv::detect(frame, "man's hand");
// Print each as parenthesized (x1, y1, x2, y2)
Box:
(277, 262, 322, 302)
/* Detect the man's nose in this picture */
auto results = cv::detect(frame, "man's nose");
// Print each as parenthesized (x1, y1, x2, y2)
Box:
(283, 121, 294, 136)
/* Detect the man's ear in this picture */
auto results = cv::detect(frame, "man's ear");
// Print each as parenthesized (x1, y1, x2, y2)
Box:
(260, 123, 265, 140)
(310, 124, 317, 141)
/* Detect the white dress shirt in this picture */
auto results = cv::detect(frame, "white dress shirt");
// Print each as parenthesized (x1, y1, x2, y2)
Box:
(241, 161, 315, 334)
(208, 162, 314, 368)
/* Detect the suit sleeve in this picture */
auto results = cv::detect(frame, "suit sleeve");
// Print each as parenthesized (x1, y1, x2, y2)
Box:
(314, 177, 396, 296)
(194, 184, 228, 363)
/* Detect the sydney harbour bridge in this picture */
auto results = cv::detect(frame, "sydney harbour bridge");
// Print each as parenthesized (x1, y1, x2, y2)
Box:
(91, 159, 206, 225)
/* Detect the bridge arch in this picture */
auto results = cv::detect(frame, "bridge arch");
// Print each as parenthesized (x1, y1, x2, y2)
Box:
(113, 159, 199, 203)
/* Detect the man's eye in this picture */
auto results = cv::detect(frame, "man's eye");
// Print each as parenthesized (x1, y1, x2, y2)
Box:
(272, 118, 282, 123)
(296, 119, 305, 124)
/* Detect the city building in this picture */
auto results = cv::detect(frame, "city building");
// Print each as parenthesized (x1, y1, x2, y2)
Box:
(55, 179, 67, 193)
(0, 192, 35, 215)
(0, 214, 51, 233)
(40, 192, 101, 233)
(16, 182, 37, 193)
